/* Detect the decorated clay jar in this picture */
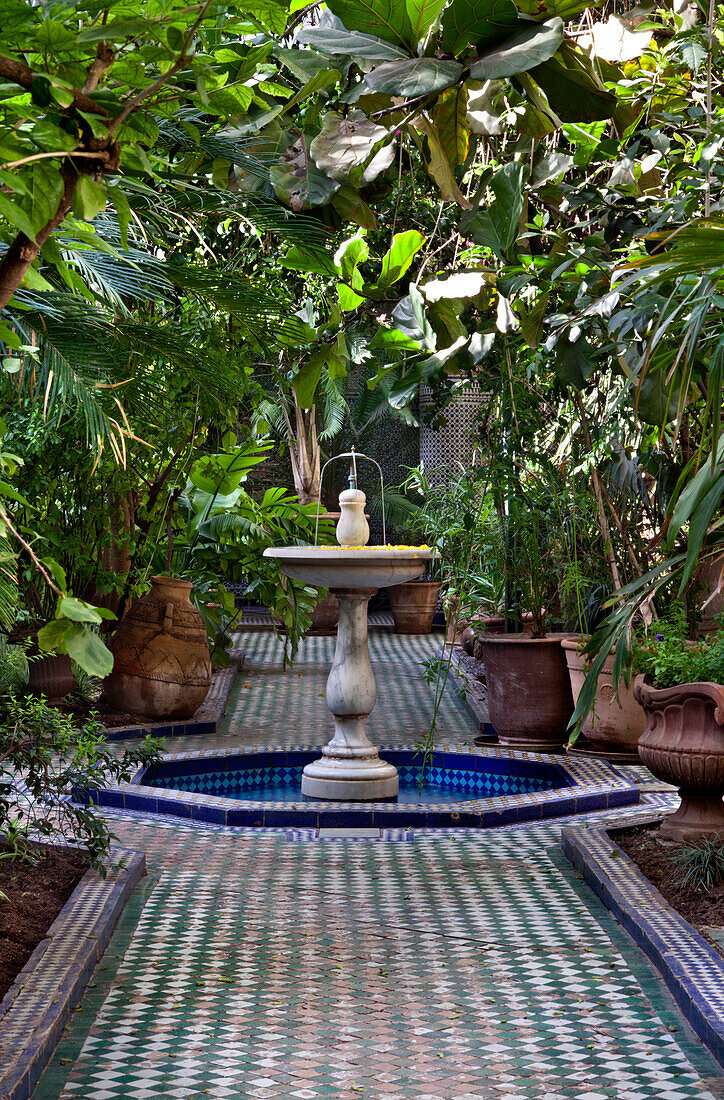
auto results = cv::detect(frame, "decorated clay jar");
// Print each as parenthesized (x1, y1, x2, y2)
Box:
(104, 576, 211, 720)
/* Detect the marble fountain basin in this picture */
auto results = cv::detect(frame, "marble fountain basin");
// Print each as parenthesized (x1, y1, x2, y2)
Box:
(262, 545, 432, 589)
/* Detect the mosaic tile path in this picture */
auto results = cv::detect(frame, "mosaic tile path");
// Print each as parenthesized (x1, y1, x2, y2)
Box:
(33, 631, 723, 1099)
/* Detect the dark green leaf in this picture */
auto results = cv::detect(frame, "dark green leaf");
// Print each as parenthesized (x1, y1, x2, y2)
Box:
(464, 161, 525, 256)
(469, 18, 563, 79)
(529, 42, 618, 123)
(327, 0, 416, 51)
(554, 338, 595, 389)
(270, 132, 341, 210)
(365, 58, 463, 96)
(440, 0, 519, 57)
(293, 349, 326, 407)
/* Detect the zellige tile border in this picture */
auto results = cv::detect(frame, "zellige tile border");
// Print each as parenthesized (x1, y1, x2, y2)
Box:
(0, 845, 146, 1100)
(562, 814, 724, 1070)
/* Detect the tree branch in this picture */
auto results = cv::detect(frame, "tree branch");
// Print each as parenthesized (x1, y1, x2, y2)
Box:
(0, 149, 111, 171)
(106, 0, 214, 137)
(83, 42, 115, 94)
(0, 162, 79, 314)
(0, 55, 109, 116)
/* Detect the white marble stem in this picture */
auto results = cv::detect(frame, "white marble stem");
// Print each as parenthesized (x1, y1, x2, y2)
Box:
(301, 589, 399, 799)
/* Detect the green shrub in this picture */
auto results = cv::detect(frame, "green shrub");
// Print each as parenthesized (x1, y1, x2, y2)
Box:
(633, 611, 724, 688)
(672, 837, 724, 893)
(0, 695, 161, 872)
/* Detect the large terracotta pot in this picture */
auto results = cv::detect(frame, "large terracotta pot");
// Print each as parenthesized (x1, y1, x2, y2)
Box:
(562, 638, 645, 754)
(697, 551, 724, 637)
(482, 634, 574, 752)
(10, 627, 76, 704)
(387, 581, 442, 635)
(307, 592, 339, 635)
(634, 677, 724, 841)
(28, 652, 76, 704)
(104, 576, 211, 720)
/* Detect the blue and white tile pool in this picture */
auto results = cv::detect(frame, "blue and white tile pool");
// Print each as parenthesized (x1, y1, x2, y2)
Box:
(82, 745, 641, 829)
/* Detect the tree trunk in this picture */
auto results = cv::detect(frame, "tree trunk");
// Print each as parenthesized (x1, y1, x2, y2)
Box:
(287, 394, 321, 505)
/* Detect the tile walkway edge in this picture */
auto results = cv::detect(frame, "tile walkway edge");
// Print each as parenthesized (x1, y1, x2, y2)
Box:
(0, 845, 146, 1100)
(561, 814, 724, 1071)
(103, 648, 244, 741)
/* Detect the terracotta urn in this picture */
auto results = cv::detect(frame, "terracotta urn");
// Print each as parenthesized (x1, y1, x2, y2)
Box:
(482, 634, 574, 752)
(387, 580, 442, 635)
(104, 576, 211, 720)
(633, 677, 724, 840)
(28, 652, 76, 704)
(307, 592, 339, 635)
(10, 626, 76, 704)
(562, 638, 645, 755)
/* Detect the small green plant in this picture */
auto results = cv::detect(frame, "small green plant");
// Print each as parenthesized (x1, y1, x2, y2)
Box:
(0, 694, 161, 873)
(633, 610, 724, 688)
(671, 837, 724, 893)
(0, 636, 28, 696)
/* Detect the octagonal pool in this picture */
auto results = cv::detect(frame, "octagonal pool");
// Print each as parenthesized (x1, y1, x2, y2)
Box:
(82, 746, 640, 829)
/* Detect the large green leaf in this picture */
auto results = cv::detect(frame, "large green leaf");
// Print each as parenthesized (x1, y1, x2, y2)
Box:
(271, 132, 341, 210)
(293, 350, 326, 408)
(432, 84, 469, 168)
(554, 338, 595, 389)
(469, 18, 564, 79)
(529, 43, 618, 123)
(331, 184, 379, 230)
(309, 111, 395, 185)
(406, 0, 448, 40)
(440, 0, 519, 57)
(297, 17, 410, 60)
(37, 620, 114, 678)
(335, 232, 369, 309)
(365, 58, 463, 96)
(59, 596, 115, 624)
(516, 0, 600, 21)
(326, 0, 417, 51)
(464, 161, 526, 256)
(376, 230, 425, 288)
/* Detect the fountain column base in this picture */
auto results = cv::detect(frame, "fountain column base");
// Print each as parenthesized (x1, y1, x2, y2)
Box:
(301, 588, 399, 801)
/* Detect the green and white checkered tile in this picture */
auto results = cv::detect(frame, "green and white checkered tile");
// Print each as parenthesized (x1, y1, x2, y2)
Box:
(44, 819, 720, 1100)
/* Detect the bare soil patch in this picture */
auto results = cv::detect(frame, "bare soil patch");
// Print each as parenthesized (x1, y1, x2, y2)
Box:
(0, 844, 89, 1000)
(615, 823, 724, 933)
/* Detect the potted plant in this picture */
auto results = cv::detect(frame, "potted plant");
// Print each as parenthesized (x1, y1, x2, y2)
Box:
(632, 617, 724, 841)
(561, 635, 645, 758)
(482, 470, 608, 752)
(386, 465, 495, 636)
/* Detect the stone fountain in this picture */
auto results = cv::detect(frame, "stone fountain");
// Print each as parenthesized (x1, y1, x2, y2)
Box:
(264, 452, 432, 800)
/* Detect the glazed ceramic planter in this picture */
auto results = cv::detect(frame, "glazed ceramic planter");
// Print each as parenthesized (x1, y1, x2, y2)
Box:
(634, 677, 724, 840)
(387, 581, 442, 635)
(562, 638, 645, 755)
(482, 634, 574, 752)
(104, 576, 211, 720)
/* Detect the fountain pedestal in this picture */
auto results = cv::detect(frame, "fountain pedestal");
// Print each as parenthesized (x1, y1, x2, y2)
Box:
(263, 541, 432, 802)
(301, 588, 398, 800)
